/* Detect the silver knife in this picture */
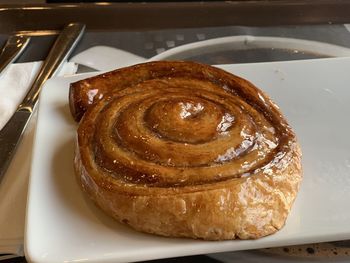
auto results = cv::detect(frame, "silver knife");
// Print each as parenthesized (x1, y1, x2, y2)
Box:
(0, 23, 85, 183)
(0, 34, 30, 76)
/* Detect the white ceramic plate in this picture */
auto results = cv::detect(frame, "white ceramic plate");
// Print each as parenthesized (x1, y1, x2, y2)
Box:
(25, 57, 350, 263)
(69, 36, 350, 71)
(151, 35, 350, 60)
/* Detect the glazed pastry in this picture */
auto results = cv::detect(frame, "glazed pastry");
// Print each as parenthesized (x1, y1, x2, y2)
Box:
(70, 61, 302, 240)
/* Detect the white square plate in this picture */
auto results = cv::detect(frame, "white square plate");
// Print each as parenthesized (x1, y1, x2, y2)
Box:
(25, 58, 350, 263)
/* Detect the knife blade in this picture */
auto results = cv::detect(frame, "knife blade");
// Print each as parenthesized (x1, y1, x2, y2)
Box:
(0, 34, 30, 76)
(0, 23, 85, 183)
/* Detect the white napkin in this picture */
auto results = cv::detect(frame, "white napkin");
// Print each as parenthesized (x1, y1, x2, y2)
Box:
(0, 62, 78, 257)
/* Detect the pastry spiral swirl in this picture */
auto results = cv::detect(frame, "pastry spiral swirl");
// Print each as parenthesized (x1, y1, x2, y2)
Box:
(71, 61, 302, 240)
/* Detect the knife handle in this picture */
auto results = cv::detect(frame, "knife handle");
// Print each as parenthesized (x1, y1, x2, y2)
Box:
(0, 35, 30, 75)
(18, 22, 85, 112)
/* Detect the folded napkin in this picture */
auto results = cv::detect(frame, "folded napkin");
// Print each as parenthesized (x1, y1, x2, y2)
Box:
(0, 62, 78, 258)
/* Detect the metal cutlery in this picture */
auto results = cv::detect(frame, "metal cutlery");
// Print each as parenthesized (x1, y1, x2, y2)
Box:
(0, 22, 85, 183)
(0, 34, 30, 76)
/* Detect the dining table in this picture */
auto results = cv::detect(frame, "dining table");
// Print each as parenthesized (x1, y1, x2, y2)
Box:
(1, 1, 350, 262)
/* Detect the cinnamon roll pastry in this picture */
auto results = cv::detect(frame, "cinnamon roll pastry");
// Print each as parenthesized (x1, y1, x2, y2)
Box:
(70, 61, 302, 240)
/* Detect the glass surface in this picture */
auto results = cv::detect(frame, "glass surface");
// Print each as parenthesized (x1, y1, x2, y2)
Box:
(2, 24, 350, 64)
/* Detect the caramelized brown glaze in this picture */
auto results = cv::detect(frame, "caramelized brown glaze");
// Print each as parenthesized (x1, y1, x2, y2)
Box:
(71, 61, 302, 240)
